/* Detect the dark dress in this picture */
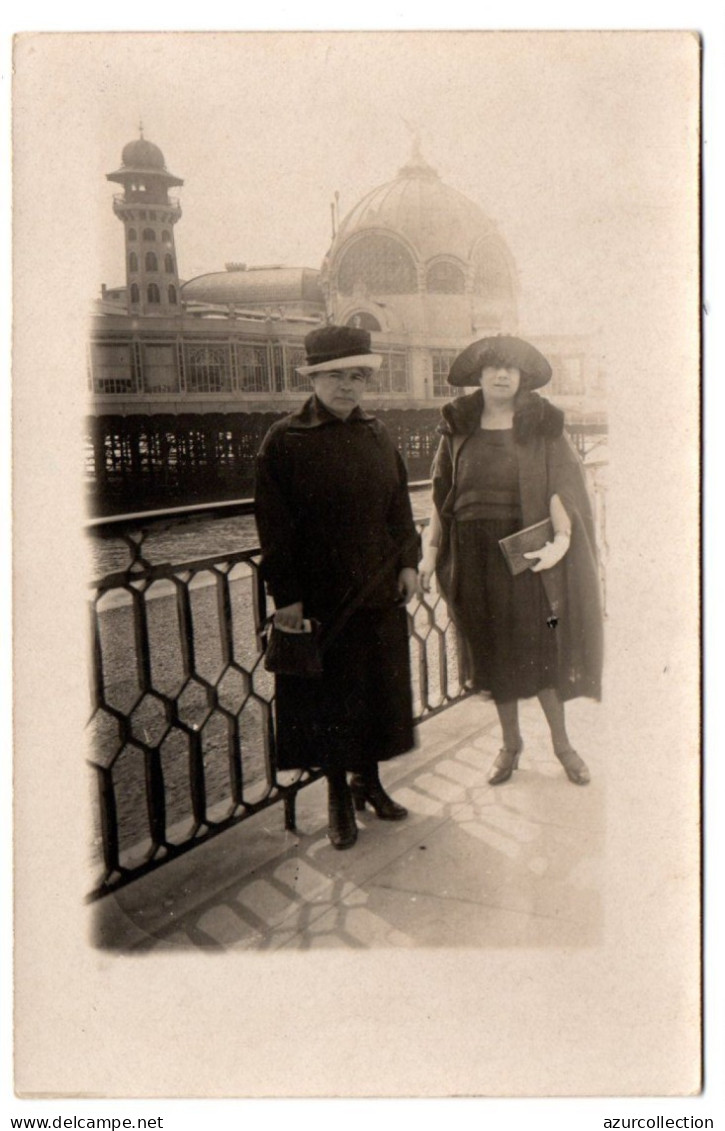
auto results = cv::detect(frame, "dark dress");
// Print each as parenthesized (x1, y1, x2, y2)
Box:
(431, 388, 603, 705)
(452, 428, 557, 702)
(254, 396, 419, 773)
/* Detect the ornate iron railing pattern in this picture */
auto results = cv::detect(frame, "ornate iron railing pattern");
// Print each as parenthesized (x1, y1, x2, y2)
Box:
(87, 516, 469, 901)
(87, 455, 607, 902)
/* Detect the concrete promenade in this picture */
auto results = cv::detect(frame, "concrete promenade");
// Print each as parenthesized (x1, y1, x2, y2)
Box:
(94, 693, 606, 951)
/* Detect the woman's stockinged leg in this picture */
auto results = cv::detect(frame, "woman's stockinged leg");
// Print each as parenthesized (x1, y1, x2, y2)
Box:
(536, 687, 590, 785)
(495, 698, 522, 753)
(536, 687, 570, 753)
(488, 698, 523, 785)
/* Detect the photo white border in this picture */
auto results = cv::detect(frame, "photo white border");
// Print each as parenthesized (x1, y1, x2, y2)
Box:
(5, 3, 721, 1127)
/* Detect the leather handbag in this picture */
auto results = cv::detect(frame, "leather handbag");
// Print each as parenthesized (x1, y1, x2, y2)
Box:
(263, 618, 324, 677)
(262, 535, 419, 678)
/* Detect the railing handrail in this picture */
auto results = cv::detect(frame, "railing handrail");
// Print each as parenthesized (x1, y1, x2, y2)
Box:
(91, 544, 262, 593)
(87, 497, 258, 537)
(86, 480, 435, 536)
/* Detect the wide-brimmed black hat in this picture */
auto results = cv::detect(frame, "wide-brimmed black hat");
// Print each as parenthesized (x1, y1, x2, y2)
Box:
(297, 325, 383, 377)
(448, 335, 552, 389)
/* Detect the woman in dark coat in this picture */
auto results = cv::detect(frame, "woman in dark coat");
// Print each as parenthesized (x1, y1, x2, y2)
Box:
(419, 335, 603, 786)
(255, 325, 419, 849)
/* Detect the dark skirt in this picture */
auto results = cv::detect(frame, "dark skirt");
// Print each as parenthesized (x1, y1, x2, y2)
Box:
(273, 605, 415, 773)
(454, 516, 558, 703)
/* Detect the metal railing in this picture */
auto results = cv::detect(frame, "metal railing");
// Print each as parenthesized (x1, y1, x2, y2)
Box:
(86, 509, 469, 901)
(86, 458, 607, 902)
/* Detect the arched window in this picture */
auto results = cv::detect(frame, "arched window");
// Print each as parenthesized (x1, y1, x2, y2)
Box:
(164, 254, 175, 273)
(185, 345, 229, 392)
(147, 284, 160, 304)
(145, 252, 158, 272)
(128, 252, 138, 273)
(337, 234, 417, 295)
(161, 230, 172, 244)
(168, 285, 177, 305)
(128, 228, 137, 241)
(346, 312, 381, 332)
(130, 283, 140, 303)
(426, 260, 466, 294)
(142, 228, 156, 241)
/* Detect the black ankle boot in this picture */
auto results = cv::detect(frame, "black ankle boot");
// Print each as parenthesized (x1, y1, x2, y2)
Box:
(326, 773, 358, 849)
(349, 767, 408, 821)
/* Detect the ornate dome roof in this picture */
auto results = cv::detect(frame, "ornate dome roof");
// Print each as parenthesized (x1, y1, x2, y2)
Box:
(120, 136, 167, 172)
(332, 146, 499, 264)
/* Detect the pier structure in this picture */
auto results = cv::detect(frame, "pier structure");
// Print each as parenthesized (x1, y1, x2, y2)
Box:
(88, 130, 606, 513)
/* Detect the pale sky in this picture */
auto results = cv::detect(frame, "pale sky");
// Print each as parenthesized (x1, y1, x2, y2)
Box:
(13, 29, 697, 349)
(28, 29, 683, 341)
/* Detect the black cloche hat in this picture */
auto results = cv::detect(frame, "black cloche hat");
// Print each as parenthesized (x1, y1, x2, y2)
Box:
(448, 335, 552, 389)
(297, 325, 383, 377)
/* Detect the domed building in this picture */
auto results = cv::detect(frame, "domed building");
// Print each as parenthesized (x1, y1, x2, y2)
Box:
(89, 130, 604, 512)
(321, 142, 519, 397)
(181, 265, 324, 320)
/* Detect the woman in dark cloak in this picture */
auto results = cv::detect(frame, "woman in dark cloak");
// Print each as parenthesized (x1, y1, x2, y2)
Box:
(419, 335, 603, 786)
(255, 325, 419, 848)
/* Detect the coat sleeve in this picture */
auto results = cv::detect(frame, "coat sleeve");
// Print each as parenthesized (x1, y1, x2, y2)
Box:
(387, 446, 421, 571)
(545, 434, 604, 700)
(431, 433, 453, 518)
(547, 434, 597, 547)
(254, 426, 304, 609)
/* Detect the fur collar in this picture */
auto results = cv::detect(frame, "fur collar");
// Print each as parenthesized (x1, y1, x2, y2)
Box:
(439, 388, 565, 444)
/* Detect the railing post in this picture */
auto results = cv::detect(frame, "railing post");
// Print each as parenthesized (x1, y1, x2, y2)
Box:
(283, 788, 297, 832)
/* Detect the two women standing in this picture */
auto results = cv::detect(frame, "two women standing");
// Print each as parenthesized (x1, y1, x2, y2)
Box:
(255, 327, 603, 851)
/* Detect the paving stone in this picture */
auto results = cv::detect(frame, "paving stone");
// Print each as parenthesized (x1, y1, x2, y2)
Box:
(91, 695, 606, 951)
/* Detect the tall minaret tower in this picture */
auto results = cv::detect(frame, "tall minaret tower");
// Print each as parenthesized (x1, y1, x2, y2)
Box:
(107, 125, 184, 316)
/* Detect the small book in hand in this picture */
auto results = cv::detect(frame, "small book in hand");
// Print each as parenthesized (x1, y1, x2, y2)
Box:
(498, 518, 555, 576)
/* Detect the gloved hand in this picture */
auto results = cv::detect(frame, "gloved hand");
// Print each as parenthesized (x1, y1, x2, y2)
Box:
(524, 532, 570, 573)
(397, 568, 419, 604)
(418, 545, 438, 594)
(274, 601, 305, 630)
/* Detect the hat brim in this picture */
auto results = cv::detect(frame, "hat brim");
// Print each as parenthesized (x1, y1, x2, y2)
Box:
(447, 336, 552, 389)
(297, 353, 383, 377)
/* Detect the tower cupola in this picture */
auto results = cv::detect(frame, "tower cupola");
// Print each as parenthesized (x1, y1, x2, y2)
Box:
(107, 125, 184, 316)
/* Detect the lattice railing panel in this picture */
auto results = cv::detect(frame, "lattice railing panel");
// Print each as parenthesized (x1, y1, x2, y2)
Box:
(87, 518, 468, 899)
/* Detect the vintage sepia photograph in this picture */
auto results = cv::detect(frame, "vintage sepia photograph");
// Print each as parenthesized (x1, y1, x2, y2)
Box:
(12, 27, 703, 1101)
(83, 37, 609, 948)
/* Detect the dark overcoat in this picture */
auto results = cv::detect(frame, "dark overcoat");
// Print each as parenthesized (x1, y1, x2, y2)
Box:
(254, 395, 419, 772)
(432, 388, 603, 702)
